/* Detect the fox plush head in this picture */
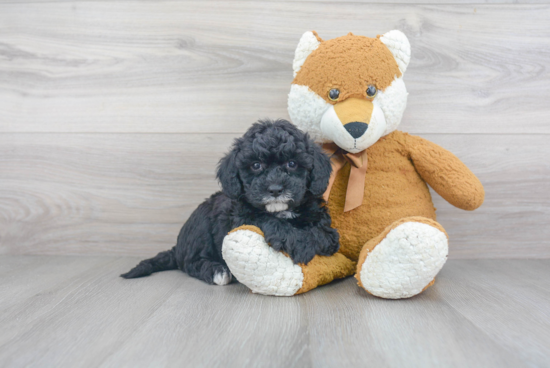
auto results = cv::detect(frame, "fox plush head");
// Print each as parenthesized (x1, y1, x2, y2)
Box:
(288, 30, 410, 153)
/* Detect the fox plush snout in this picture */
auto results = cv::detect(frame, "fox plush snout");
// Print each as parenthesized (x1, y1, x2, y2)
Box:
(335, 98, 373, 126)
(334, 97, 373, 138)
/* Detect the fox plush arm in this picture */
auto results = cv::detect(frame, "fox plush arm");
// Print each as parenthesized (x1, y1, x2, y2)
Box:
(407, 135, 485, 211)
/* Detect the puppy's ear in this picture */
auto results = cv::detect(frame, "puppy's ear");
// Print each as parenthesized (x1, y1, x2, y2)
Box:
(308, 140, 332, 197)
(216, 146, 242, 199)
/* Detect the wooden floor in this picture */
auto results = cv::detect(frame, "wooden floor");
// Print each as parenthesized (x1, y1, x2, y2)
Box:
(0, 256, 548, 368)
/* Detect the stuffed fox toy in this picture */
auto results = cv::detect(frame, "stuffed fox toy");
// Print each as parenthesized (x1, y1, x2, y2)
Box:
(222, 30, 484, 299)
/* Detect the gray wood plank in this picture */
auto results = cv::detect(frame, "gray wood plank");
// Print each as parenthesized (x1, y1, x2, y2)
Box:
(101, 273, 311, 368)
(0, 3, 549, 134)
(102, 273, 522, 368)
(302, 275, 525, 368)
(0, 255, 56, 277)
(1, 257, 548, 368)
(0, 256, 185, 368)
(1, 133, 548, 258)
(0, 256, 119, 346)
(0, 133, 231, 256)
(2, 0, 549, 4)
(437, 259, 550, 368)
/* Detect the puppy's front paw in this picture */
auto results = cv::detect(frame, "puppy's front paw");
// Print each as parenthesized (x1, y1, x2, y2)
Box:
(265, 235, 285, 252)
(288, 244, 315, 264)
(316, 228, 340, 256)
(267, 232, 318, 265)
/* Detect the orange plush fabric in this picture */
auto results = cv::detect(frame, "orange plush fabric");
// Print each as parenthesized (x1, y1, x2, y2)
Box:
(408, 135, 485, 211)
(228, 225, 265, 237)
(296, 253, 356, 294)
(328, 131, 441, 260)
(292, 33, 401, 104)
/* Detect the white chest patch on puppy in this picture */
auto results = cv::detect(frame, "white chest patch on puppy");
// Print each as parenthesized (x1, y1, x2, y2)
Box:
(265, 202, 289, 213)
(275, 210, 298, 219)
(213, 270, 232, 286)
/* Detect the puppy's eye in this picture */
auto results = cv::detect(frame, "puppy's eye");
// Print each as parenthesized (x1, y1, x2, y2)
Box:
(251, 162, 262, 171)
(328, 88, 340, 101)
(366, 85, 377, 98)
(286, 160, 298, 170)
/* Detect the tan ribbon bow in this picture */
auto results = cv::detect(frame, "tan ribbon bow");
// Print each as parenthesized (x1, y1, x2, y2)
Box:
(322, 143, 369, 212)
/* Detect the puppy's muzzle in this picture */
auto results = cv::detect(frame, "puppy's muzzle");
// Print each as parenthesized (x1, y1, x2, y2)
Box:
(344, 122, 369, 139)
(263, 191, 292, 213)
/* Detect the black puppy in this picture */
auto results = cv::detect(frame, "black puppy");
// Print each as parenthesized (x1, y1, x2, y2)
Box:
(121, 119, 339, 285)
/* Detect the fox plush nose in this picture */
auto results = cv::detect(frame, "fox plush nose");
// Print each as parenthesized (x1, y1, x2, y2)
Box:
(334, 98, 374, 139)
(268, 184, 283, 197)
(344, 122, 369, 138)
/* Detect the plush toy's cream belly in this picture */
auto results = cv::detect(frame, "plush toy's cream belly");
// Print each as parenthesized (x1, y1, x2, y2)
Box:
(327, 131, 436, 261)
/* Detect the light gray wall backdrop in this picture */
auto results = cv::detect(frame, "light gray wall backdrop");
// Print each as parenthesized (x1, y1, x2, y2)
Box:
(1, 1, 549, 258)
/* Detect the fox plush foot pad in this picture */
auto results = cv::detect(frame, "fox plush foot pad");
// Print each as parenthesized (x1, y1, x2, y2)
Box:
(356, 217, 448, 299)
(222, 225, 356, 296)
(222, 226, 304, 296)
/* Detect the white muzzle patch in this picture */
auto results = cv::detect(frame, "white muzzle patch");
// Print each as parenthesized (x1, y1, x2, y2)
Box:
(263, 195, 292, 213)
(265, 202, 289, 213)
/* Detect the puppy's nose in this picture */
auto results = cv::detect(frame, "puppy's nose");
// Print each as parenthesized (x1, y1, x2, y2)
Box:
(268, 184, 283, 197)
(344, 122, 369, 139)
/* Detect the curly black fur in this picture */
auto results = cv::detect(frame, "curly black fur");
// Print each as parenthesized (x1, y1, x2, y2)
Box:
(121, 119, 339, 285)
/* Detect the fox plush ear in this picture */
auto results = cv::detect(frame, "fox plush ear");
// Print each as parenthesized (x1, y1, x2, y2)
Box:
(308, 140, 332, 197)
(380, 30, 411, 74)
(293, 31, 322, 77)
(216, 146, 242, 199)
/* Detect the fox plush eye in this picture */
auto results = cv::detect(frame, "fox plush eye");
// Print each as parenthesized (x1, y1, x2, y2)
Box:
(251, 162, 262, 171)
(328, 88, 340, 101)
(366, 85, 377, 98)
(286, 160, 298, 170)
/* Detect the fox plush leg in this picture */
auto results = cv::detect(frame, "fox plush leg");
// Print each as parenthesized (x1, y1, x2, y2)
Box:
(356, 217, 448, 299)
(222, 225, 356, 296)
